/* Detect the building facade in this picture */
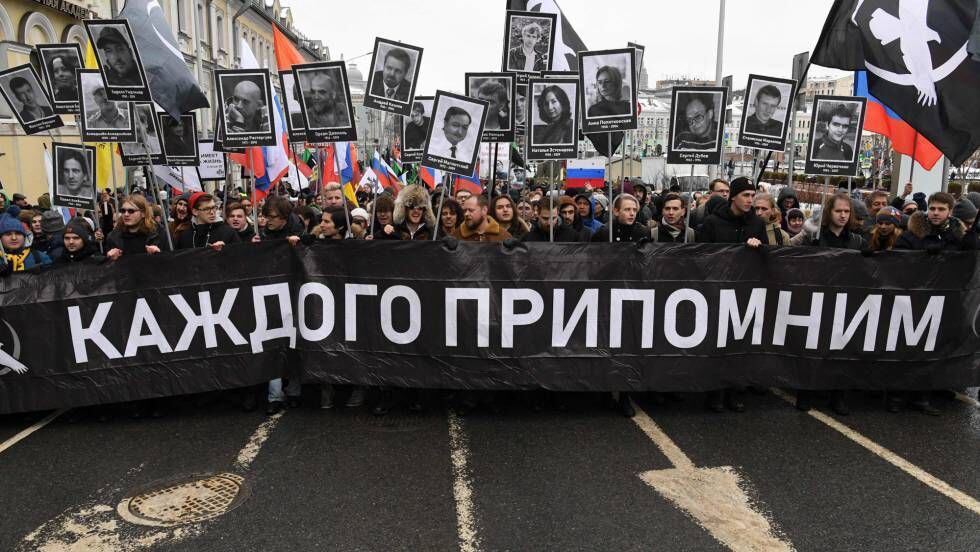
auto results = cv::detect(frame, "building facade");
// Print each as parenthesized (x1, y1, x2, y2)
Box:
(0, 0, 325, 203)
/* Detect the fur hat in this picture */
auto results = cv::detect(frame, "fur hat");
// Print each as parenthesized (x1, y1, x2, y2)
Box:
(393, 184, 436, 227)
(41, 210, 66, 234)
(952, 197, 978, 222)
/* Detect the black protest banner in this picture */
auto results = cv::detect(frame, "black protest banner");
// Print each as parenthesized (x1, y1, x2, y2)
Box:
(1, 241, 978, 414)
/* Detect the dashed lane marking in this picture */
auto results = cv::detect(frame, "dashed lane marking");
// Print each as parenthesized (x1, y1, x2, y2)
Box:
(0, 409, 66, 455)
(447, 411, 482, 552)
(770, 388, 980, 516)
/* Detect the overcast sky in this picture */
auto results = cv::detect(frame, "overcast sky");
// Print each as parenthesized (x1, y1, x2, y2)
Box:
(287, 0, 846, 94)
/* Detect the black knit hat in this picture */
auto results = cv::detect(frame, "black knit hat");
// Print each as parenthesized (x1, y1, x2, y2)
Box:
(729, 176, 755, 199)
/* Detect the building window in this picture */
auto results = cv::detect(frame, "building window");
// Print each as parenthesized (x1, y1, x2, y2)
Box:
(216, 13, 224, 50)
(177, 0, 187, 32)
(197, 4, 207, 44)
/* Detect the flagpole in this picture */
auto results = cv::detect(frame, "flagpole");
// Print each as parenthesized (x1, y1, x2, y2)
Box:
(248, 154, 259, 239)
(432, 172, 450, 240)
(548, 161, 555, 242)
(607, 133, 614, 243)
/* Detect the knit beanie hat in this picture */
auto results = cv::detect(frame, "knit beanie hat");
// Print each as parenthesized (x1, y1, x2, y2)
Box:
(965, 192, 980, 211)
(952, 197, 978, 222)
(0, 214, 26, 236)
(729, 176, 755, 199)
(64, 217, 95, 247)
(41, 210, 66, 234)
(875, 206, 901, 226)
(594, 194, 610, 210)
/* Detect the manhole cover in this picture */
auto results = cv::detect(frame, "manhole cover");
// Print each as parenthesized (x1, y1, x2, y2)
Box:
(116, 472, 250, 527)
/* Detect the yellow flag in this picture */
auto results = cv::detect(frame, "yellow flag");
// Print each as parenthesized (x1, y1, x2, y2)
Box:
(84, 42, 113, 191)
(343, 182, 359, 208)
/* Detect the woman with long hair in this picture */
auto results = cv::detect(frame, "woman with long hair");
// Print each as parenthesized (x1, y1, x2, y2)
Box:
(169, 194, 191, 242)
(868, 206, 903, 251)
(105, 195, 168, 261)
(491, 194, 529, 240)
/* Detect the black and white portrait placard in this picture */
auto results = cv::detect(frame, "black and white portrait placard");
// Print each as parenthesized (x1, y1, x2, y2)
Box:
(421, 90, 488, 176)
(196, 140, 226, 181)
(120, 103, 167, 167)
(527, 77, 579, 160)
(35, 43, 83, 114)
(158, 112, 199, 166)
(465, 73, 515, 143)
(293, 61, 357, 143)
(514, 82, 528, 135)
(83, 20, 151, 102)
(213, 69, 276, 147)
(279, 70, 307, 143)
(738, 74, 797, 152)
(502, 10, 557, 74)
(364, 38, 423, 116)
(51, 142, 96, 210)
(578, 48, 637, 133)
(628, 42, 645, 84)
(211, 108, 244, 154)
(78, 69, 135, 143)
(0, 64, 63, 135)
(401, 96, 433, 164)
(668, 86, 727, 165)
(805, 95, 867, 176)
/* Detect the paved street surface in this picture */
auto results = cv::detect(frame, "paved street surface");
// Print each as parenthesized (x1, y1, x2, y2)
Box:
(1, 387, 978, 551)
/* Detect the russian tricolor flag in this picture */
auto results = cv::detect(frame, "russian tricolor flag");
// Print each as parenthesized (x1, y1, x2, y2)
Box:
(855, 71, 942, 171)
(565, 159, 605, 189)
(419, 166, 443, 190)
(453, 163, 482, 196)
(372, 151, 402, 193)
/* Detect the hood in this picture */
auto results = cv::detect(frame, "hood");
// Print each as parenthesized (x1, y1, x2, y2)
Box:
(906, 211, 966, 239)
(574, 193, 595, 221)
(776, 186, 800, 211)
(393, 184, 436, 227)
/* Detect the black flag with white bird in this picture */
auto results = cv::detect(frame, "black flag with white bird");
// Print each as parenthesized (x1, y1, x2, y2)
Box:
(119, 0, 210, 119)
(812, 0, 980, 165)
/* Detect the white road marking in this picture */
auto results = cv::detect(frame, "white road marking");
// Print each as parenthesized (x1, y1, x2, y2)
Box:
(633, 403, 796, 551)
(447, 411, 482, 552)
(235, 410, 285, 470)
(954, 392, 979, 409)
(770, 388, 980, 516)
(0, 409, 66, 455)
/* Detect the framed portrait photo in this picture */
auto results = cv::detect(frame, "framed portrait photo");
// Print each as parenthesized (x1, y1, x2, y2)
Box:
(805, 95, 867, 176)
(667, 86, 728, 165)
(502, 10, 557, 74)
(401, 96, 434, 164)
(158, 112, 199, 166)
(293, 61, 357, 143)
(465, 73, 516, 143)
(83, 20, 151, 102)
(213, 68, 277, 147)
(119, 102, 167, 167)
(363, 38, 424, 116)
(578, 48, 637, 133)
(0, 64, 64, 135)
(35, 43, 83, 114)
(738, 74, 797, 152)
(52, 142, 97, 209)
(421, 90, 489, 176)
(78, 69, 135, 143)
(527, 77, 579, 160)
(279, 70, 307, 143)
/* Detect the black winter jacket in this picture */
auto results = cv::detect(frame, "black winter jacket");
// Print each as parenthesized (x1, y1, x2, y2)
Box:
(697, 206, 768, 244)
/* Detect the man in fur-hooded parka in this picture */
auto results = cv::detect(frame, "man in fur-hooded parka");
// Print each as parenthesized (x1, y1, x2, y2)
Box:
(392, 184, 438, 240)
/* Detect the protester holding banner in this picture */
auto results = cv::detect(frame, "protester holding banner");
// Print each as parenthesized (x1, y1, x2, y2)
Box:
(491, 195, 529, 240)
(168, 194, 192, 243)
(651, 193, 695, 243)
(522, 194, 580, 242)
(0, 211, 53, 275)
(176, 193, 240, 250)
(55, 218, 105, 266)
(225, 203, 255, 242)
(392, 184, 436, 241)
(368, 194, 399, 241)
(868, 207, 903, 252)
(590, 194, 646, 243)
(439, 198, 464, 239)
(895, 192, 978, 252)
(105, 196, 170, 261)
(752, 193, 789, 246)
(454, 195, 512, 242)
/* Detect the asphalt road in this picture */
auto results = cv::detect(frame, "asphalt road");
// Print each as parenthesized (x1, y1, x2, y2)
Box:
(1, 387, 978, 551)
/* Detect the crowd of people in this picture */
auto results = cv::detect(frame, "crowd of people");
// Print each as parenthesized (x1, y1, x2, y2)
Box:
(1, 174, 978, 420)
